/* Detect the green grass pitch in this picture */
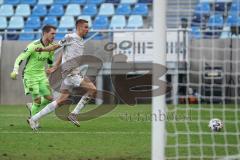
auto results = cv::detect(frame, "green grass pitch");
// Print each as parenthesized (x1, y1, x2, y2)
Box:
(0, 104, 239, 160)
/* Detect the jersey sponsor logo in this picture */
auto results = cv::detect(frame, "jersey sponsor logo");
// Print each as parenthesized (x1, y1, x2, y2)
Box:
(59, 39, 67, 46)
(37, 56, 48, 61)
(23, 48, 28, 52)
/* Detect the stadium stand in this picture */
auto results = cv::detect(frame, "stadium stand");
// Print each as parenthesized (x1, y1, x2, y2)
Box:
(0, 0, 153, 40)
(3, 0, 240, 40)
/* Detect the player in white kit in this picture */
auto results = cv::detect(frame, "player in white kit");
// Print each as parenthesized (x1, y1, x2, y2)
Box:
(27, 19, 96, 130)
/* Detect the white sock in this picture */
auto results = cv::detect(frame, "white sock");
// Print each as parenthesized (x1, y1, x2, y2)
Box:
(31, 101, 58, 122)
(71, 95, 90, 115)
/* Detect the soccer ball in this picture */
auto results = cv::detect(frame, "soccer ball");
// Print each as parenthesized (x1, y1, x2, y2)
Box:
(208, 118, 223, 132)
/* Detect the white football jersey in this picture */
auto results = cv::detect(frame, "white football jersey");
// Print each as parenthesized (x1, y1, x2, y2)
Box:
(58, 33, 85, 74)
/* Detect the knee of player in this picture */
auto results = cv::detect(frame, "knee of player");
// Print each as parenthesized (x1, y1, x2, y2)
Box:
(56, 96, 69, 106)
(89, 87, 97, 98)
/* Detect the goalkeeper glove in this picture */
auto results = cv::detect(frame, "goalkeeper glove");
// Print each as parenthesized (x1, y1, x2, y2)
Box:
(10, 67, 19, 80)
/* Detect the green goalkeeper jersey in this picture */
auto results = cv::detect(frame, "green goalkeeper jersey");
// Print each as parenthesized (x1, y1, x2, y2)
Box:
(14, 39, 55, 80)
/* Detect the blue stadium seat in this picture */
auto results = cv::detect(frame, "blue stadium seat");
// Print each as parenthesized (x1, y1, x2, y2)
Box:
(6, 29, 19, 40)
(121, 0, 137, 4)
(15, 4, 31, 17)
(214, 2, 225, 13)
(0, 17, 7, 30)
(70, 0, 86, 4)
(54, 0, 70, 5)
(205, 14, 224, 38)
(4, 0, 19, 5)
(116, 4, 131, 15)
(110, 15, 126, 29)
(38, 0, 53, 5)
(55, 28, 68, 40)
(92, 16, 109, 29)
(86, 0, 104, 5)
(59, 16, 75, 29)
(8, 16, 24, 29)
(126, 15, 143, 28)
(105, 0, 120, 3)
(138, 0, 152, 3)
(65, 4, 81, 16)
(229, 3, 240, 14)
(132, 3, 148, 16)
(43, 16, 58, 26)
(25, 16, 41, 29)
(207, 14, 224, 28)
(0, 5, 14, 17)
(19, 28, 35, 41)
(78, 15, 92, 27)
(32, 5, 47, 16)
(48, 4, 64, 16)
(20, 0, 37, 5)
(82, 4, 97, 16)
(226, 14, 239, 26)
(190, 27, 202, 39)
(99, 3, 114, 16)
(191, 14, 206, 27)
(220, 26, 231, 39)
(194, 3, 211, 16)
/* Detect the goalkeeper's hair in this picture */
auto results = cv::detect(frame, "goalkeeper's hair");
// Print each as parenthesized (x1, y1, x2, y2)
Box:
(42, 25, 57, 34)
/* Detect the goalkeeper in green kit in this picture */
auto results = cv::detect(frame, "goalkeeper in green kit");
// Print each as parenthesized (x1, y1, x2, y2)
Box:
(10, 25, 57, 127)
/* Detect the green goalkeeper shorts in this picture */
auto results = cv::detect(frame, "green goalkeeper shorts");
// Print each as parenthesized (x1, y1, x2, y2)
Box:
(23, 77, 51, 96)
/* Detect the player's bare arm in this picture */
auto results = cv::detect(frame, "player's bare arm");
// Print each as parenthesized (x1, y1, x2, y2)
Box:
(46, 52, 63, 74)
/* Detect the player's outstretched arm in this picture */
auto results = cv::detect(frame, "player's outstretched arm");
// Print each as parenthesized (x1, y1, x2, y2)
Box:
(36, 44, 61, 52)
(10, 47, 32, 80)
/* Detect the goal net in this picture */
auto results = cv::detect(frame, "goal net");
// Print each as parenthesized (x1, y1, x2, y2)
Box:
(165, 0, 240, 159)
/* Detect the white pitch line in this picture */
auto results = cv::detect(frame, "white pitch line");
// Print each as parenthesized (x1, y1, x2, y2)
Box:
(0, 131, 151, 135)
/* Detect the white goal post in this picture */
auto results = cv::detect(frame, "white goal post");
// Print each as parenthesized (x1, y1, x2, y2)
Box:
(152, 0, 166, 160)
